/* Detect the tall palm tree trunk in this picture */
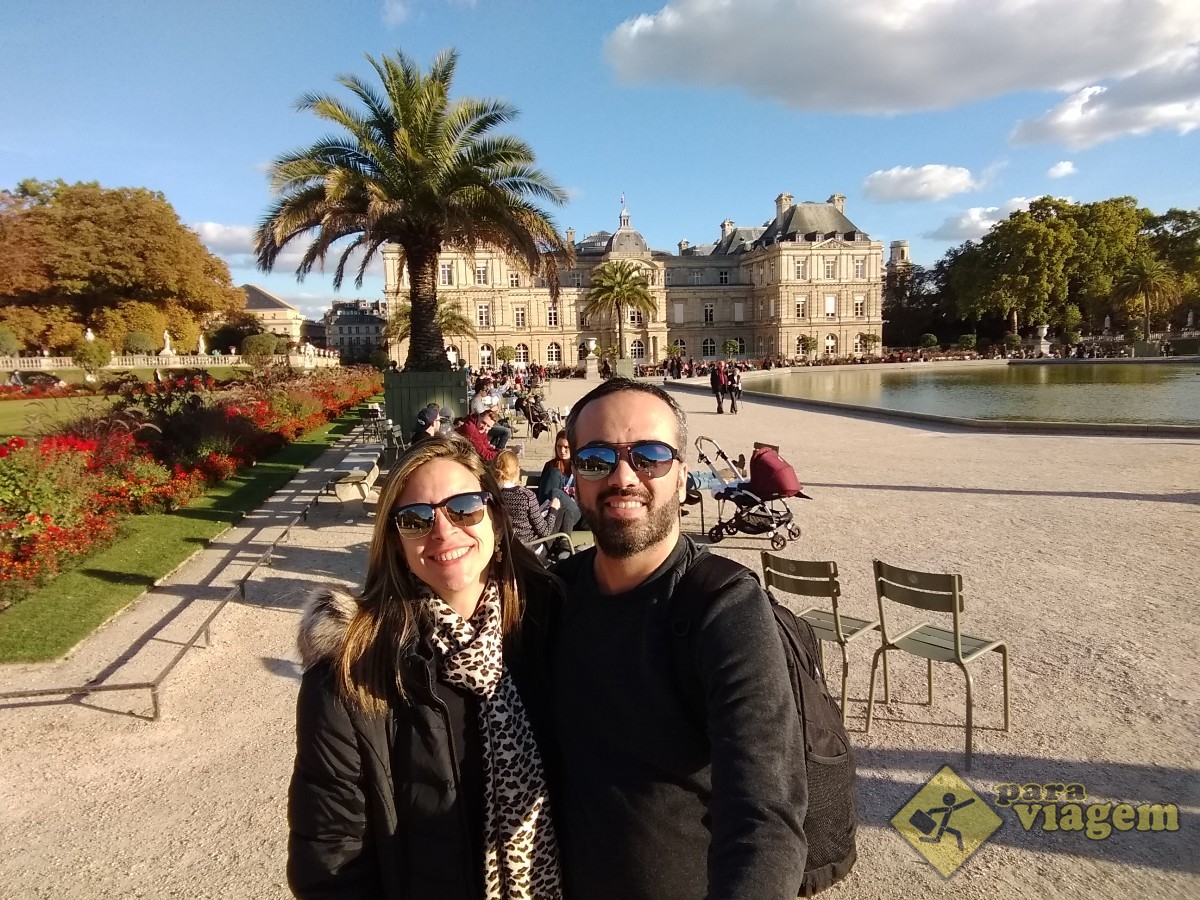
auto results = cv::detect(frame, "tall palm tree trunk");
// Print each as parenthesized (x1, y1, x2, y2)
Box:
(405, 246, 450, 371)
(617, 302, 625, 359)
(1142, 292, 1151, 341)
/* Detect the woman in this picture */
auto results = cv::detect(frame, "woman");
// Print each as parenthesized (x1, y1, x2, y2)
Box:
(537, 430, 581, 535)
(725, 365, 742, 414)
(493, 449, 556, 558)
(289, 435, 562, 900)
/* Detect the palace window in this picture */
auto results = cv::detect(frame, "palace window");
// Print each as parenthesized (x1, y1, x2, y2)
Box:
(516, 343, 529, 363)
(547, 342, 561, 364)
(673, 301, 684, 324)
(824, 258, 836, 279)
(514, 307, 526, 329)
(734, 301, 744, 322)
(477, 303, 491, 328)
(702, 337, 716, 357)
(795, 258, 807, 280)
(570, 272, 582, 288)
(479, 343, 494, 365)
(853, 334, 864, 354)
(673, 338, 686, 356)
(718, 269, 729, 285)
(854, 258, 865, 279)
(475, 263, 488, 285)
(854, 296, 865, 318)
(825, 295, 838, 319)
(509, 271, 521, 288)
(691, 270, 703, 285)
(630, 339, 645, 360)
(738, 337, 747, 355)
(825, 334, 838, 356)
(547, 304, 559, 327)
(629, 308, 644, 325)
(440, 263, 454, 286)
(795, 295, 807, 319)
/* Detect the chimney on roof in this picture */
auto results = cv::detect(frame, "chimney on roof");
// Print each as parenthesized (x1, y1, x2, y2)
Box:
(678, 239, 690, 254)
(566, 227, 575, 245)
(828, 193, 846, 214)
(720, 218, 735, 239)
(775, 192, 793, 221)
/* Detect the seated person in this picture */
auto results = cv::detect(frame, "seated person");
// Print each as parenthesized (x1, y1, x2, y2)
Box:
(408, 405, 440, 446)
(537, 429, 581, 534)
(493, 450, 560, 559)
(456, 408, 500, 462)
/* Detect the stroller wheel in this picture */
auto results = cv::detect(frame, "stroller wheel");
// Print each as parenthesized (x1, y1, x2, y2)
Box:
(788, 523, 802, 540)
(770, 533, 787, 551)
(724, 521, 739, 535)
(707, 523, 725, 544)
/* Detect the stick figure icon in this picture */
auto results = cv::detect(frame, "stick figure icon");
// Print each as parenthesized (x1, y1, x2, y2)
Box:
(910, 792, 976, 851)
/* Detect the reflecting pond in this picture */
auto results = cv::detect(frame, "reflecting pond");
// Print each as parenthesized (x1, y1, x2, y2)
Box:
(748, 362, 1200, 425)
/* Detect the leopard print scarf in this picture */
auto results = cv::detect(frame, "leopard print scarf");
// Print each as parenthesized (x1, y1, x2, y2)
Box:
(426, 579, 562, 900)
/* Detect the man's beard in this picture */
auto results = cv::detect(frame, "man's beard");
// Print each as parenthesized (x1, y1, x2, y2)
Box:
(582, 485, 679, 559)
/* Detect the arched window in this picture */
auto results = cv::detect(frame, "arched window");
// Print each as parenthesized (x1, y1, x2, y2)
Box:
(578, 342, 588, 362)
(515, 343, 529, 363)
(736, 337, 746, 355)
(796, 336, 807, 357)
(479, 343, 494, 366)
(852, 333, 864, 355)
(672, 338, 686, 356)
(547, 342, 562, 364)
(630, 339, 645, 360)
(824, 334, 838, 356)
(702, 337, 716, 358)
(756, 336, 764, 354)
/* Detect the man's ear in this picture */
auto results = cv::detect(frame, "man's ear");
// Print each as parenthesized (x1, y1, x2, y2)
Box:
(676, 462, 688, 501)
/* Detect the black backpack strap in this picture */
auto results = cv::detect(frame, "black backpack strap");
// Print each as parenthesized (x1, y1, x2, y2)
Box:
(666, 551, 760, 732)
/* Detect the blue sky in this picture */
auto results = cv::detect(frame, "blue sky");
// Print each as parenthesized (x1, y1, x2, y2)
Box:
(3, 0, 1198, 320)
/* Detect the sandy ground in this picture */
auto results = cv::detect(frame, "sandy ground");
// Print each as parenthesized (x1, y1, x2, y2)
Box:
(1, 372, 1196, 899)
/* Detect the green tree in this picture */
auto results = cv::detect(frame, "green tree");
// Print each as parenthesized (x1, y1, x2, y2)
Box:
(385, 296, 477, 345)
(957, 334, 977, 351)
(0, 325, 20, 356)
(70, 336, 113, 375)
(919, 333, 940, 349)
(796, 334, 817, 358)
(241, 333, 279, 368)
(722, 339, 740, 358)
(581, 260, 655, 360)
(255, 48, 571, 371)
(859, 333, 881, 354)
(664, 343, 683, 360)
(495, 345, 517, 364)
(207, 311, 264, 354)
(1113, 255, 1178, 340)
(123, 331, 157, 354)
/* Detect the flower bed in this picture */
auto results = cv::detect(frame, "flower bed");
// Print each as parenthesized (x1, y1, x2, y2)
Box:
(0, 367, 380, 608)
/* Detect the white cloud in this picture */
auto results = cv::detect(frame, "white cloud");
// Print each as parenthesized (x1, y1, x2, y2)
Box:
(604, 0, 1200, 114)
(1011, 43, 1200, 147)
(192, 221, 384, 281)
(1047, 160, 1077, 178)
(382, 0, 410, 26)
(862, 165, 978, 202)
(923, 197, 1034, 241)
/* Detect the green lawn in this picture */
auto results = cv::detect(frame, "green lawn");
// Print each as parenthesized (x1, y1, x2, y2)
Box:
(0, 411, 360, 663)
(0, 396, 113, 439)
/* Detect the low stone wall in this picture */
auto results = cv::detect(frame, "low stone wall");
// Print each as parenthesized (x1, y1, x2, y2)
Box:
(0, 354, 340, 372)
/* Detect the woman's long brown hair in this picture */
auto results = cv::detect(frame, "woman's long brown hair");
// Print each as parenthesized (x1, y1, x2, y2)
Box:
(335, 434, 550, 715)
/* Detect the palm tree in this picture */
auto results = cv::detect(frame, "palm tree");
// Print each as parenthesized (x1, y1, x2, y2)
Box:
(385, 296, 477, 345)
(581, 260, 656, 360)
(1113, 254, 1177, 340)
(254, 48, 571, 371)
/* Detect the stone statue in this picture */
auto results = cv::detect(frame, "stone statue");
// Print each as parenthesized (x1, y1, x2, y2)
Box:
(198, 335, 206, 356)
(159, 331, 174, 358)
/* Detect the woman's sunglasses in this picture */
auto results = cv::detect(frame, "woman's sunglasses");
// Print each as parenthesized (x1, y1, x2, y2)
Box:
(572, 441, 680, 481)
(389, 491, 491, 538)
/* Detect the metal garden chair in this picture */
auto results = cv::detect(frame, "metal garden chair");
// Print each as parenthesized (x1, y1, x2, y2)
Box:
(760, 552, 880, 723)
(866, 559, 1011, 770)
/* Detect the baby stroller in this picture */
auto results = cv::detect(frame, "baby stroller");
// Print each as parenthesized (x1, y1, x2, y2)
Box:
(519, 393, 558, 440)
(693, 436, 810, 550)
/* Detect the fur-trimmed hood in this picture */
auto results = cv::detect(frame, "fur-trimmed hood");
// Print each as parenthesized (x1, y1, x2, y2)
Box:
(297, 586, 361, 669)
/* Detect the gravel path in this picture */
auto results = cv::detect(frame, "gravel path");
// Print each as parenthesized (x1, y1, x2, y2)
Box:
(1, 373, 1196, 899)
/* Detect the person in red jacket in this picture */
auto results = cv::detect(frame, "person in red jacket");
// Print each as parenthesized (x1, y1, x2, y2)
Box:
(457, 409, 500, 461)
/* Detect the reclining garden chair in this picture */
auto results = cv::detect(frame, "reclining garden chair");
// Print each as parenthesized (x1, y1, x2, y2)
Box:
(760, 552, 879, 723)
(866, 559, 1011, 770)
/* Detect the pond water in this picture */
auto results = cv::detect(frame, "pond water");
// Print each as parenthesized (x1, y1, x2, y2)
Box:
(748, 362, 1200, 425)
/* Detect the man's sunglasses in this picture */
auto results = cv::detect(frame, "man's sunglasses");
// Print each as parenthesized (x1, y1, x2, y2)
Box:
(389, 491, 491, 538)
(572, 441, 680, 481)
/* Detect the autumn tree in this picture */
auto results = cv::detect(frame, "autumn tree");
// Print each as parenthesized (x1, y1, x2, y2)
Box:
(0, 180, 243, 352)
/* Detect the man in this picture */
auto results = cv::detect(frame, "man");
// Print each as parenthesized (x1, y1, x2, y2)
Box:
(408, 404, 440, 446)
(551, 378, 807, 900)
(710, 359, 728, 413)
(470, 376, 512, 449)
(456, 408, 500, 462)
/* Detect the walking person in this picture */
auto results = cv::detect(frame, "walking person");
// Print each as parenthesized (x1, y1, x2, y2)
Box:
(709, 360, 727, 414)
(550, 378, 807, 900)
(725, 365, 742, 414)
(288, 436, 563, 900)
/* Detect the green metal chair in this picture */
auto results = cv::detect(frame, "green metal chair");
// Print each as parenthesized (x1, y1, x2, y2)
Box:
(760, 553, 880, 724)
(866, 559, 1011, 770)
